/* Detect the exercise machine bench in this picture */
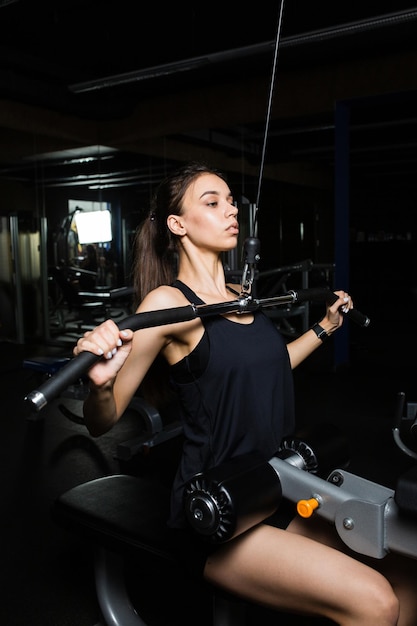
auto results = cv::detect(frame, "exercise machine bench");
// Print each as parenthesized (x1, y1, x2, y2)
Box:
(52, 473, 246, 626)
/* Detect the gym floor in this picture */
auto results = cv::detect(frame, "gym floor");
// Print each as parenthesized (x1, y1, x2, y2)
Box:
(1, 320, 417, 626)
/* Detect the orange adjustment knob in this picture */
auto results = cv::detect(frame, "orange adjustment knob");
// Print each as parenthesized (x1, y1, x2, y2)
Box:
(297, 497, 319, 518)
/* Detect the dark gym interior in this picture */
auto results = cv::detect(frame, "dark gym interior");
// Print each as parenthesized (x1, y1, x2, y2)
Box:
(1, 3, 417, 625)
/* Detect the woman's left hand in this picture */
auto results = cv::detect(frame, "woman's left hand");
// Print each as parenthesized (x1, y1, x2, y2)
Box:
(323, 290, 353, 333)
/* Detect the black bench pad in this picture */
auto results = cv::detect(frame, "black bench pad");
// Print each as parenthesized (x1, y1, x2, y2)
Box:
(52, 474, 176, 561)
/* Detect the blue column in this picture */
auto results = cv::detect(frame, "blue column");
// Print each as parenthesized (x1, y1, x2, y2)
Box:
(334, 101, 350, 368)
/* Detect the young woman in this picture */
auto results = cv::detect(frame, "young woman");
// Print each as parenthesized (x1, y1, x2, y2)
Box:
(74, 162, 416, 625)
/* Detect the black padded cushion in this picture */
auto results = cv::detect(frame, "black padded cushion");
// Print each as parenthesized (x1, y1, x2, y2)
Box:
(52, 474, 176, 561)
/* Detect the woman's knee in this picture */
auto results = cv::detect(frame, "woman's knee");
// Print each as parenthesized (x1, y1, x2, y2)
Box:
(359, 576, 400, 625)
(329, 576, 399, 625)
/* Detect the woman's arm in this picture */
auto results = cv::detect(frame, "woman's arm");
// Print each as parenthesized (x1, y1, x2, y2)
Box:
(74, 318, 165, 437)
(73, 286, 184, 437)
(286, 291, 352, 369)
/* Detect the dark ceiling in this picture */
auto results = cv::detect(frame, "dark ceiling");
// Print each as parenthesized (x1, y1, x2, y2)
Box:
(2, 0, 417, 207)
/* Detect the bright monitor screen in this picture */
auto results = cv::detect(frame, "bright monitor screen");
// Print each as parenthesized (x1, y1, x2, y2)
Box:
(74, 210, 112, 244)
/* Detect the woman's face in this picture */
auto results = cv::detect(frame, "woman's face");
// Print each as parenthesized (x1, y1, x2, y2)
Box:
(174, 173, 239, 252)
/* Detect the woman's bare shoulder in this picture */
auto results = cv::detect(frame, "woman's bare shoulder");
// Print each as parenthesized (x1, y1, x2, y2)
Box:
(136, 284, 189, 312)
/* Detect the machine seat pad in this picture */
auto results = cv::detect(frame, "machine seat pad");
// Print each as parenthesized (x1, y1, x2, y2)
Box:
(52, 474, 176, 562)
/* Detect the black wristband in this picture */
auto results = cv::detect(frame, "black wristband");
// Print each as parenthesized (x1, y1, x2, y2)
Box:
(310, 323, 328, 342)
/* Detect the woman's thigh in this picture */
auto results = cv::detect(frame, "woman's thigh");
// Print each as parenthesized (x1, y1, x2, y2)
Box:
(203, 521, 396, 624)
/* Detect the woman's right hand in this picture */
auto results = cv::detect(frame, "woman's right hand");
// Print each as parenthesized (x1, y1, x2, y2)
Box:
(73, 319, 134, 387)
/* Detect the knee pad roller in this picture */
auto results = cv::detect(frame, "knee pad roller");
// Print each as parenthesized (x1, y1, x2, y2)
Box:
(184, 424, 349, 544)
(184, 451, 282, 543)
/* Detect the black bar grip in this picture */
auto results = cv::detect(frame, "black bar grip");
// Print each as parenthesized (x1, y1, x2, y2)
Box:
(25, 351, 100, 412)
(325, 291, 370, 328)
(25, 305, 198, 412)
(290, 288, 334, 304)
(118, 307, 197, 332)
(290, 288, 370, 328)
(342, 306, 370, 327)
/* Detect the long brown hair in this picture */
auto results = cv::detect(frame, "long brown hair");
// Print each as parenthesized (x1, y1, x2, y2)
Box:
(131, 162, 227, 409)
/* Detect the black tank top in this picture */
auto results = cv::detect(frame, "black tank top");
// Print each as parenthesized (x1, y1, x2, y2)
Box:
(168, 280, 295, 527)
